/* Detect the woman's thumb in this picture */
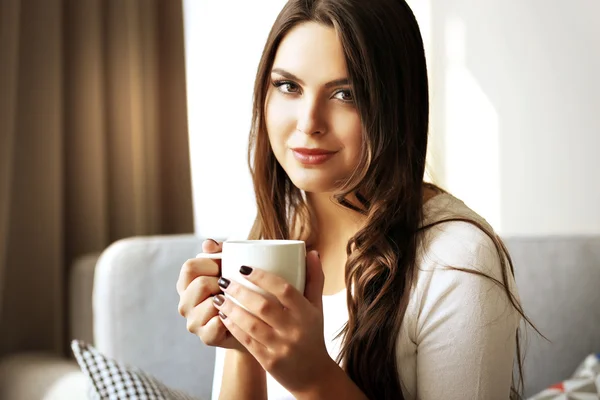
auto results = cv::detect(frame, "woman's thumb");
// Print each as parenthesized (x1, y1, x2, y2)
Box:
(304, 250, 324, 308)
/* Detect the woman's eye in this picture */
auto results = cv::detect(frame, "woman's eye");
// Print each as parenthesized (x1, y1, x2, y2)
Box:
(334, 89, 354, 103)
(273, 80, 300, 94)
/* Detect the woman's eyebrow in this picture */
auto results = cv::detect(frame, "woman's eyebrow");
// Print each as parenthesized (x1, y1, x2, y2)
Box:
(324, 78, 350, 88)
(271, 68, 305, 85)
(271, 68, 350, 88)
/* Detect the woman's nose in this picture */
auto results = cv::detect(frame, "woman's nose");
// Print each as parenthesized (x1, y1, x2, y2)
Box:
(296, 98, 326, 135)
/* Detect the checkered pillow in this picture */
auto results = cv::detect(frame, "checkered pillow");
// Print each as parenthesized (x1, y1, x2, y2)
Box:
(71, 340, 201, 400)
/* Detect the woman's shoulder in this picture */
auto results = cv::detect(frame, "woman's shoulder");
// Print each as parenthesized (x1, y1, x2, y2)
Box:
(421, 192, 489, 229)
(417, 192, 503, 277)
(406, 193, 519, 333)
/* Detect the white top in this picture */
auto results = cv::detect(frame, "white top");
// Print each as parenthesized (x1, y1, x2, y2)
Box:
(212, 194, 521, 400)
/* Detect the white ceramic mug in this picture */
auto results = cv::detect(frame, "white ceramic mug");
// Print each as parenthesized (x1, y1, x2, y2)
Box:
(196, 240, 306, 302)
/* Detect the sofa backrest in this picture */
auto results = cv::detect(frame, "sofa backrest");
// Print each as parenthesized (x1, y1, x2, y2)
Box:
(505, 236, 600, 396)
(93, 234, 215, 399)
(92, 234, 600, 398)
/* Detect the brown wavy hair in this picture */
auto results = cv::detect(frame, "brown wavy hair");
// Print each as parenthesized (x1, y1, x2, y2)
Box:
(247, 1, 536, 398)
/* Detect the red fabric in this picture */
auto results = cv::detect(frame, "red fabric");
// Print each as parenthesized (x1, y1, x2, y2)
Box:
(549, 382, 565, 392)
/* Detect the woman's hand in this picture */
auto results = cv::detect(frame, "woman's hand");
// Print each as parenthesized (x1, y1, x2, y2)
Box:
(176, 239, 245, 352)
(212, 250, 338, 394)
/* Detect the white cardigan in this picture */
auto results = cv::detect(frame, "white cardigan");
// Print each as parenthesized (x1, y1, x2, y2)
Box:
(214, 193, 521, 400)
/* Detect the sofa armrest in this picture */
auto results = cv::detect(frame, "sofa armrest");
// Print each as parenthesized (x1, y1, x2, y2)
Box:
(93, 234, 215, 399)
(0, 254, 100, 400)
(0, 353, 88, 400)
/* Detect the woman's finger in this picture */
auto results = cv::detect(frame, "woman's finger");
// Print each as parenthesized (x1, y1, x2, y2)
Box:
(202, 238, 223, 253)
(185, 298, 220, 334)
(218, 308, 269, 361)
(197, 315, 229, 346)
(215, 294, 276, 348)
(237, 267, 306, 311)
(178, 276, 221, 317)
(176, 257, 220, 295)
(303, 251, 324, 309)
(220, 279, 288, 329)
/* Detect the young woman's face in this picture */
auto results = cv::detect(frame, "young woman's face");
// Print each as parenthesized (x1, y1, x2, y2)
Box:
(265, 22, 363, 194)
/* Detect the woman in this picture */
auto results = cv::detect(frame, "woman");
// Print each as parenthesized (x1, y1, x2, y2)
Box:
(177, 0, 532, 399)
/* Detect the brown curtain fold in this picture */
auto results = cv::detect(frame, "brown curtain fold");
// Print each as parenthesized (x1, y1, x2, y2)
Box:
(0, 0, 193, 358)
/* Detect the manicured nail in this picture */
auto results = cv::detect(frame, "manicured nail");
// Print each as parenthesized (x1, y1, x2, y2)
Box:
(212, 295, 224, 306)
(239, 266, 253, 276)
(218, 277, 230, 289)
(218, 311, 227, 319)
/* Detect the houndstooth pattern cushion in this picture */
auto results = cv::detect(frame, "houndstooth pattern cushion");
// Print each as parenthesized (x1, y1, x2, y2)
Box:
(71, 340, 202, 400)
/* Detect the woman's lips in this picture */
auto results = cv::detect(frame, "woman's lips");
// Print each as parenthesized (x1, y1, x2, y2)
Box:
(291, 148, 337, 165)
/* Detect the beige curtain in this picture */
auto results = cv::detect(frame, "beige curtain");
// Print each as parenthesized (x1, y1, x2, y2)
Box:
(0, 0, 193, 357)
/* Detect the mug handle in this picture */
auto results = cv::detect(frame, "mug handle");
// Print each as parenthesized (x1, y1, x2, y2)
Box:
(195, 252, 222, 260)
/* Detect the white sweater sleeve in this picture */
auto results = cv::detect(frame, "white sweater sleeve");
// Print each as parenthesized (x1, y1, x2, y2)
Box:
(411, 222, 520, 400)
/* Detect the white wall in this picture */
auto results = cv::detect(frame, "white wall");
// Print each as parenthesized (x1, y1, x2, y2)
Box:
(427, 0, 600, 236)
(183, 1, 288, 239)
(183, 1, 600, 238)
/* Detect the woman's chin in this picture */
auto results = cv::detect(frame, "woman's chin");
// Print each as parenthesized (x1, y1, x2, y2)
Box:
(287, 175, 340, 194)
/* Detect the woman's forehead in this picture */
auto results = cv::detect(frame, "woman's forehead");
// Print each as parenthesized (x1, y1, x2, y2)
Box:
(272, 21, 349, 85)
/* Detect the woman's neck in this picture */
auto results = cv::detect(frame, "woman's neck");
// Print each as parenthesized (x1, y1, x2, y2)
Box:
(306, 192, 364, 295)
(306, 193, 365, 255)
(306, 192, 365, 245)
(305, 186, 439, 295)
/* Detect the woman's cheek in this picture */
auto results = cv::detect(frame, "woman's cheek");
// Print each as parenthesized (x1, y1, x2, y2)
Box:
(332, 110, 362, 155)
(268, 97, 295, 127)
(266, 98, 296, 149)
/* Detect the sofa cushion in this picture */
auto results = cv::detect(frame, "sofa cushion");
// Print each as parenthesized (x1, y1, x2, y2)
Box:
(72, 340, 201, 400)
(506, 236, 600, 396)
(528, 353, 600, 399)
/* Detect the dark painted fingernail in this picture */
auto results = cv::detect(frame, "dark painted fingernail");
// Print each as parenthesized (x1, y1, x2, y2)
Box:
(218, 311, 227, 319)
(239, 266, 253, 275)
(218, 277, 230, 289)
(213, 295, 224, 306)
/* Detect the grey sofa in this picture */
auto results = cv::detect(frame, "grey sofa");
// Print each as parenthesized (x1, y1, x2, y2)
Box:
(1, 234, 599, 399)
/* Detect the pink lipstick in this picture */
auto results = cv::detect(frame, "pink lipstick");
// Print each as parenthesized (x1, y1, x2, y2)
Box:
(291, 148, 337, 165)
